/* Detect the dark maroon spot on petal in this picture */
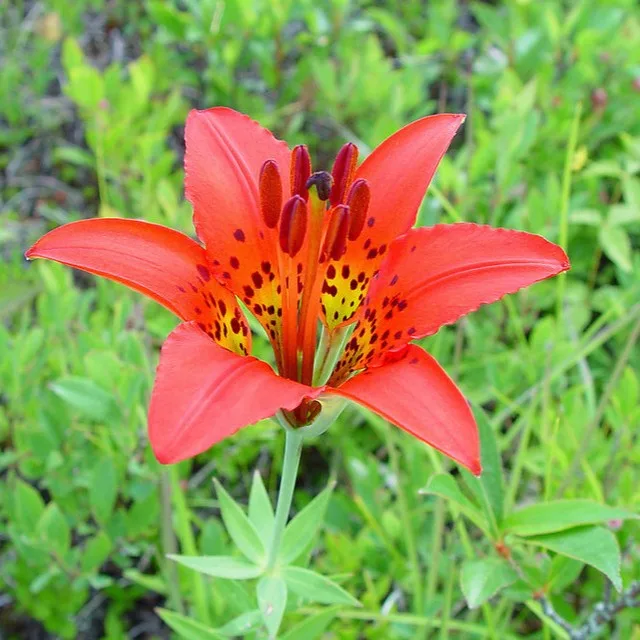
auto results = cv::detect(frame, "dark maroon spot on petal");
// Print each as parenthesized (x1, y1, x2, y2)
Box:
(234, 228, 246, 242)
(394, 331, 402, 339)
(366, 248, 378, 260)
(407, 327, 416, 335)
(189, 283, 198, 293)
(251, 272, 264, 289)
(363, 238, 371, 250)
(230, 256, 240, 269)
(218, 300, 227, 316)
(390, 275, 398, 286)
(261, 261, 271, 274)
(409, 357, 419, 364)
(398, 300, 408, 311)
(177, 285, 186, 293)
(194, 307, 202, 315)
(231, 317, 241, 333)
(243, 285, 254, 298)
(327, 265, 336, 280)
(379, 244, 386, 255)
(357, 271, 365, 283)
(341, 265, 350, 279)
(253, 304, 263, 316)
(367, 217, 375, 227)
(349, 279, 358, 290)
(222, 271, 231, 279)
(196, 264, 211, 281)
(197, 322, 206, 332)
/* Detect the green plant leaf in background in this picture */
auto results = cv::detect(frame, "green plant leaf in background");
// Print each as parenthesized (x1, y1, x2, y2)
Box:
(279, 483, 334, 565)
(213, 478, 265, 564)
(283, 566, 360, 606)
(248, 470, 275, 545)
(89, 457, 118, 525)
(504, 499, 638, 536)
(37, 503, 71, 558)
(168, 555, 262, 580)
(460, 558, 518, 609)
(280, 607, 339, 640)
(49, 376, 120, 423)
(523, 526, 622, 591)
(257, 575, 287, 639)
(156, 608, 222, 640)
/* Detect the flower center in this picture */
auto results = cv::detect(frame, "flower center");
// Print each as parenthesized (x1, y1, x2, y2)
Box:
(258, 143, 372, 399)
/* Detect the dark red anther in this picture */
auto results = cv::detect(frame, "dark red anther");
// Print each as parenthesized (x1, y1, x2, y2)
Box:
(322, 205, 350, 261)
(306, 171, 333, 202)
(346, 178, 370, 240)
(330, 142, 358, 206)
(279, 195, 307, 258)
(290, 145, 312, 201)
(259, 160, 283, 228)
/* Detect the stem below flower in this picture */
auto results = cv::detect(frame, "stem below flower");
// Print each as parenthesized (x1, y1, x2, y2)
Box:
(266, 425, 304, 571)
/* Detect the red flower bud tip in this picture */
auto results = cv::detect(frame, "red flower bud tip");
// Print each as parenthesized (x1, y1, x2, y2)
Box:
(591, 88, 607, 110)
(322, 205, 350, 261)
(259, 159, 283, 228)
(346, 178, 370, 241)
(330, 142, 359, 206)
(290, 145, 311, 201)
(279, 195, 307, 258)
(306, 171, 333, 201)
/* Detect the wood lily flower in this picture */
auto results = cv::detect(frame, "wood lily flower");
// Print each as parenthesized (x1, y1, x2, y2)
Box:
(26, 108, 569, 474)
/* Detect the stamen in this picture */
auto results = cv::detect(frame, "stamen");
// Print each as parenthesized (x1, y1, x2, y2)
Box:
(322, 205, 350, 261)
(290, 145, 312, 201)
(279, 195, 307, 258)
(330, 142, 358, 206)
(259, 160, 283, 228)
(346, 178, 370, 240)
(306, 171, 333, 202)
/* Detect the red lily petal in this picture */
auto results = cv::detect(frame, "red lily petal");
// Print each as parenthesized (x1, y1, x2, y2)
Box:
(185, 108, 299, 352)
(328, 345, 480, 474)
(149, 322, 320, 463)
(333, 224, 570, 376)
(25, 218, 250, 355)
(320, 114, 464, 331)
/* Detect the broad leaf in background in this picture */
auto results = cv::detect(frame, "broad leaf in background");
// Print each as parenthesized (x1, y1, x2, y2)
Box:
(460, 558, 518, 609)
(49, 376, 120, 423)
(504, 499, 638, 536)
(168, 555, 262, 580)
(89, 457, 118, 525)
(257, 575, 287, 639)
(279, 483, 334, 565)
(213, 479, 265, 564)
(523, 526, 622, 591)
(283, 566, 360, 606)
(280, 608, 339, 640)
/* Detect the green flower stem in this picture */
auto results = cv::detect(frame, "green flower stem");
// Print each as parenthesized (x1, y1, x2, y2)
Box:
(266, 426, 304, 571)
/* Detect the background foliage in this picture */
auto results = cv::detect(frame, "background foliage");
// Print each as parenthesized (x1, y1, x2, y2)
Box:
(1, 0, 639, 638)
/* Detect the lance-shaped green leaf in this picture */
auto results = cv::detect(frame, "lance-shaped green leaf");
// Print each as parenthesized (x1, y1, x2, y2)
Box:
(280, 607, 339, 640)
(461, 407, 504, 532)
(248, 470, 275, 544)
(420, 473, 488, 533)
(168, 554, 262, 580)
(523, 526, 622, 591)
(37, 503, 71, 557)
(217, 610, 263, 637)
(213, 478, 265, 563)
(257, 575, 287, 639)
(283, 566, 360, 606)
(280, 483, 334, 565)
(503, 499, 638, 536)
(156, 608, 223, 639)
(460, 558, 518, 609)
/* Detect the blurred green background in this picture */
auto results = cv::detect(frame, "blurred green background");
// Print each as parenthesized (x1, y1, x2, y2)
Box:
(1, 0, 639, 638)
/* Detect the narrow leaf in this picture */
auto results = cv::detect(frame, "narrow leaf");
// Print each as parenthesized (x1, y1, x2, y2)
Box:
(248, 470, 275, 544)
(280, 483, 334, 564)
(214, 478, 265, 563)
(156, 608, 222, 640)
(257, 575, 287, 639)
(460, 558, 518, 609)
(280, 607, 338, 640)
(283, 566, 360, 606)
(524, 526, 622, 591)
(504, 500, 638, 536)
(168, 555, 262, 580)
(217, 610, 263, 637)
(420, 474, 487, 532)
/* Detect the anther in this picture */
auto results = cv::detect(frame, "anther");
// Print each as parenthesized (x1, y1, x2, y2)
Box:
(322, 205, 350, 261)
(290, 145, 312, 201)
(305, 171, 333, 202)
(259, 160, 283, 228)
(330, 142, 358, 206)
(346, 178, 370, 240)
(279, 195, 307, 258)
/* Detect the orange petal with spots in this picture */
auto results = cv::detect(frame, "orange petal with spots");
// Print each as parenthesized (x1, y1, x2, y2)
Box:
(321, 114, 465, 331)
(24, 218, 251, 356)
(149, 322, 322, 463)
(185, 107, 303, 352)
(333, 224, 570, 377)
(328, 345, 481, 474)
